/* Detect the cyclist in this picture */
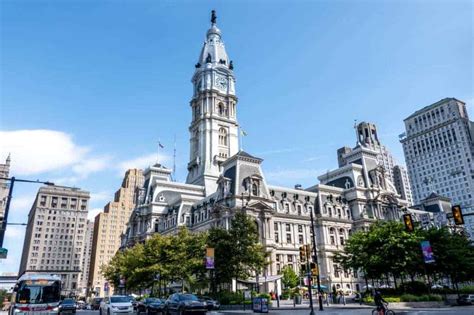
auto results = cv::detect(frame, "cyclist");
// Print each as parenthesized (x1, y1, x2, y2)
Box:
(374, 291, 387, 315)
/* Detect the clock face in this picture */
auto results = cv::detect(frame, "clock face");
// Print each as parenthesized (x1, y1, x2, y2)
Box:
(215, 76, 228, 90)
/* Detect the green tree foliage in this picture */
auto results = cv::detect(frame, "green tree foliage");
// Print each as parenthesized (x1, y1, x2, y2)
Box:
(281, 265, 299, 289)
(102, 212, 268, 293)
(207, 212, 268, 288)
(335, 220, 474, 291)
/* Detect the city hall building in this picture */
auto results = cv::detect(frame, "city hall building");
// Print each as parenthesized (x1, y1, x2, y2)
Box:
(123, 12, 429, 295)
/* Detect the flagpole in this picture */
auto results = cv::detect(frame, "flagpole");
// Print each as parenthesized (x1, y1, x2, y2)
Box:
(239, 127, 243, 151)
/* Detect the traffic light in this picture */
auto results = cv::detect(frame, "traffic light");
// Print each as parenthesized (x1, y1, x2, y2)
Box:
(301, 264, 307, 274)
(305, 244, 311, 258)
(452, 205, 464, 225)
(299, 246, 306, 262)
(403, 213, 414, 232)
(310, 262, 319, 276)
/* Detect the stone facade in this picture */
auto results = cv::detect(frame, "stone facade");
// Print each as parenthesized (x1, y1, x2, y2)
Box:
(79, 220, 94, 296)
(19, 186, 90, 296)
(89, 169, 144, 297)
(0, 155, 11, 230)
(123, 12, 432, 295)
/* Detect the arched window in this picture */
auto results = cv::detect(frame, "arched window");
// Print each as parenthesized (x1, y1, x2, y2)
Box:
(329, 227, 336, 245)
(218, 128, 228, 146)
(339, 228, 345, 245)
(218, 103, 226, 116)
(252, 183, 259, 196)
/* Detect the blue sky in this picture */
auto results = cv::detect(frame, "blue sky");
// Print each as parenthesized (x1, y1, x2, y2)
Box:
(0, 0, 472, 273)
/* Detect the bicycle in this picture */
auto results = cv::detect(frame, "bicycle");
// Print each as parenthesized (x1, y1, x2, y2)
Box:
(371, 302, 395, 315)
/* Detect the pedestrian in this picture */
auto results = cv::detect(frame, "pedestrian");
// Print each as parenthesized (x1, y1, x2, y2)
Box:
(324, 292, 329, 306)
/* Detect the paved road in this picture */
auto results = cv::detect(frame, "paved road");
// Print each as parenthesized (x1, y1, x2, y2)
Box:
(78, 306, 474, 315)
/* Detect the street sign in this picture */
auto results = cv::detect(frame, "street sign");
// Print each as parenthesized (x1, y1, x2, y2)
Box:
(0, 247, 7, 259)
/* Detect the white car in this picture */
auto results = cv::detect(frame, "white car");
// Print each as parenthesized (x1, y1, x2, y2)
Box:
(99, 296, 134, 315)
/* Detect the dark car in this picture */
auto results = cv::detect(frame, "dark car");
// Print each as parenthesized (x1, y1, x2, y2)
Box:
(165, 293, 207, 315)
(59, 298, 77, 314)
(198, 297, 220, 310)
(136, 298, 165, 315)
(457, 294, 474, 305)
(91, 298, 104, 310)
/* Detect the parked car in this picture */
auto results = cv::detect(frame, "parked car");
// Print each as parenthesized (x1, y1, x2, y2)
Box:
(198, 297, 220, 310)
(59, 298, 77, 314)
(136, 298, 165, 315)
(457, 294, 474, 305)
(100, 296, 134, 315)
(165, 293, 207, 315)
(91, 298, 104, 310)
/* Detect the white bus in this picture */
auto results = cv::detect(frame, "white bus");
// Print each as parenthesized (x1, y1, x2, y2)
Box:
(9, 274, 62, 315)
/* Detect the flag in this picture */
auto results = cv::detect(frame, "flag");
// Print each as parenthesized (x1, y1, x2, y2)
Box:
(240, 129, 248, 136)
(158, 141, 164, 148)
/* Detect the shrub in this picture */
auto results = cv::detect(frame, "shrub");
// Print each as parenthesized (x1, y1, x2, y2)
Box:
(459, 285, 474, 294)
(400, 294, 442, 302)
(257, 293, 271, 300)
(400, 281, 429, 295)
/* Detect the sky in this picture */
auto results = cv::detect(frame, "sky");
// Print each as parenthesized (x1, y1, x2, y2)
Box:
(0, 0, 472, 273)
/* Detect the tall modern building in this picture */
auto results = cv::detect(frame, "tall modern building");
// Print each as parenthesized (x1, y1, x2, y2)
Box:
(79, 220, 94, 296)
(89, 169, 144, 297)
(0, 155, 11, 230)
(400, 98, 474, 210)
(123, 11, 431, 295)
(19, 186, 90, 296)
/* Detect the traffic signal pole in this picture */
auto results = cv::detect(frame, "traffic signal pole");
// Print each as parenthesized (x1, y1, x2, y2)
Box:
(0, 177, 14, 248)
(309, 200, 324, 311)
(305, 245, 315, 315)
(0, 176, 55, 248)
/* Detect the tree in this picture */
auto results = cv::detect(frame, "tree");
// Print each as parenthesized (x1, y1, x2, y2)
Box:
(207, 212, 268, 289)
(281, 265, 299, 289)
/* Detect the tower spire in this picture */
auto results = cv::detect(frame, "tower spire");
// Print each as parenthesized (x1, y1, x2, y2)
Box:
(211, 10, 217, 25)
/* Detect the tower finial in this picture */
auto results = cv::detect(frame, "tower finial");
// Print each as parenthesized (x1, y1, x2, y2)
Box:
(211, 10, 217, 24)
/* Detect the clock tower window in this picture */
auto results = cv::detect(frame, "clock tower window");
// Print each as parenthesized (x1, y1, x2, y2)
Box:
(218, 128, 228, 146)
(218, 103, 228, 117)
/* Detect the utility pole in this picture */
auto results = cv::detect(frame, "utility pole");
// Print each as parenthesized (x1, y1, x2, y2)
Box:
(0, 176, 54, 248)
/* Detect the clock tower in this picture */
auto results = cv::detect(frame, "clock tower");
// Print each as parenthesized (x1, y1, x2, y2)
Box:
(186, 11, 239, 194)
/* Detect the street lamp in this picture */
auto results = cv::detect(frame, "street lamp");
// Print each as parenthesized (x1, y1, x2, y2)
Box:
(0, 176, 55, 248)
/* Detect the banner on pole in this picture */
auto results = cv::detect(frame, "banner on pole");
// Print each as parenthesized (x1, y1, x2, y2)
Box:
(420, 240, 435, 264)
(205, 247, 215, 269)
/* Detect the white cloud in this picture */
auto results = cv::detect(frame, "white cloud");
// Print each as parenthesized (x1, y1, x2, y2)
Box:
(90, 190, 113, 203)
(72, 156, 112, 178)
(117, 153, 170, 175)
(0, 130, 88, 175)
(88, 207, 103, 221)
(0, 130, 111, 185)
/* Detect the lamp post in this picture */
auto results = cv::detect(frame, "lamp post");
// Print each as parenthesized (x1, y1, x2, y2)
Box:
(0, 176, 55, 248)
(306, 196, 324, 311)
